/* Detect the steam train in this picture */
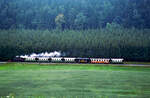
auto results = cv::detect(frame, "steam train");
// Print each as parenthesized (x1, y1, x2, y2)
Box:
(14, 57, 124, 64)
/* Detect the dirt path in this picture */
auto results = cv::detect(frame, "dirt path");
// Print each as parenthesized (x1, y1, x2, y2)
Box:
(118, 64, 150, 67)
(0, 62, 7, 65)
(21, 62, 150, 67)
(0, 62, 7, 64)
(1, 62, 150, 67)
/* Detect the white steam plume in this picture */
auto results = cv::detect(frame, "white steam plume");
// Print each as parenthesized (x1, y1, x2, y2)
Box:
(18, 51, 61, 58)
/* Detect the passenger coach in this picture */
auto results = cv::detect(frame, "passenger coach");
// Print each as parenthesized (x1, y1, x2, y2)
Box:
(91, 58, 110, 64)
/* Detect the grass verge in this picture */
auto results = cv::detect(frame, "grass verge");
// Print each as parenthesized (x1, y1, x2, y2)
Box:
(0, 63, 150, 98)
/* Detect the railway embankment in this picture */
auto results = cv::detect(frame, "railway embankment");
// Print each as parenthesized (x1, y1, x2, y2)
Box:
(6, 62, 150, 67)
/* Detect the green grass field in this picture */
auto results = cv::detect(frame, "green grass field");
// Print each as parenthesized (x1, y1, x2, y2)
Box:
(0, 63, 150, 98)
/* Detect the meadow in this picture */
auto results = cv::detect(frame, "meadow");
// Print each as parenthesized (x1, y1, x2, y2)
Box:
(0, 63, 150, 98)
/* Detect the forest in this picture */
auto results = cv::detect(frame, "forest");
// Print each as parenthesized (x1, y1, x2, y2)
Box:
(0, 0, 150, 61)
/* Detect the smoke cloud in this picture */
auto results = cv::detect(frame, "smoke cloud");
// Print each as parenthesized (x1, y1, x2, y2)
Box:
(18, 51, 61, 58)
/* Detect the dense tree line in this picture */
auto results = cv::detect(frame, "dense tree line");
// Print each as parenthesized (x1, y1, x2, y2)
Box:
(0, 0, 150, 29)
(0, 28, 150, 61)
(0, 0, 150, 61)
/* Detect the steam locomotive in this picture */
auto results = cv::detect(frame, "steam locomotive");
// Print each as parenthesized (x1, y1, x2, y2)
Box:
(14, 57, 124, 64)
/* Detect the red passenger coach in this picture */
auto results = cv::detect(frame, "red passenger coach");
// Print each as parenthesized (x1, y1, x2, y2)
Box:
(91, 58, 110, 64)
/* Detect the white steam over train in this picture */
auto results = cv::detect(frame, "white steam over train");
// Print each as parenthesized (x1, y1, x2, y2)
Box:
(14, 51, 124, 64)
